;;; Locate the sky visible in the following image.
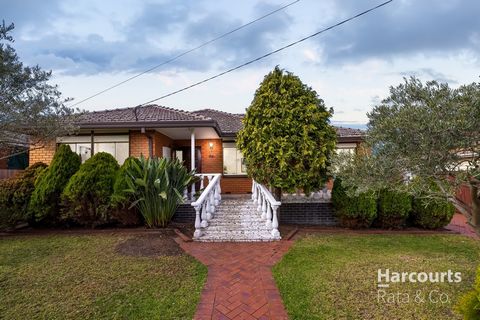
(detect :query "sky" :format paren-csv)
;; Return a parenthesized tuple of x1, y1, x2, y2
(2, 0, 480, 127)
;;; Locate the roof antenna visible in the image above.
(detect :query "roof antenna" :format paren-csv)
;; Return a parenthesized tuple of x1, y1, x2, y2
(133, 105, 141, 122)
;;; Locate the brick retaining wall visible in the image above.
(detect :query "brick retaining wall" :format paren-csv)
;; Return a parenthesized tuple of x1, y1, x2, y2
(279, 202, 337, 226)
(173, 202, 338, 226)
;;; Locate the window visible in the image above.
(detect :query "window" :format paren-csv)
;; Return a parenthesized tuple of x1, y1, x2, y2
(336, 143, 357, 155)
(223, 142, 246, 175)
(58, 135, 129, 164)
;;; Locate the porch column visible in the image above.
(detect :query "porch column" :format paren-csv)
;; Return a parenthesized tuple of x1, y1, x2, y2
(90, 130, 95, 157)
(190, 128, 196, 198)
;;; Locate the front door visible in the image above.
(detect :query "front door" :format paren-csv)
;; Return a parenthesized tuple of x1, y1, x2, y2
(174, 147, 202, 173)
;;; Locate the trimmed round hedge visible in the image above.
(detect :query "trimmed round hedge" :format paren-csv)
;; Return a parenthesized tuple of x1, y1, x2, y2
(331, 178, 377, 228)
(62, 152, 119, 226)
(411, 196, 455, 229)
(376, 189, 412, 228)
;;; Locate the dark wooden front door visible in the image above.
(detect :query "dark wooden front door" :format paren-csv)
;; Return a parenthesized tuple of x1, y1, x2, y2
(175, 147, 202, 173)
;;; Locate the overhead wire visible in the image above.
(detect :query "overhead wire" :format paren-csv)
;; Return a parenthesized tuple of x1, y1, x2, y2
(68, 0, 300, 108)
(136, 0, 394, 106)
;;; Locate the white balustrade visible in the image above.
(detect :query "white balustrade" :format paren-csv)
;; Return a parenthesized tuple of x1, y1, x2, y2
(192, 173, 222, 239)
(252, 180, 281, 239)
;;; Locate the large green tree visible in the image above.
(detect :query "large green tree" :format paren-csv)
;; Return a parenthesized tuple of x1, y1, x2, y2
(335, 77, 480, 229)
(237, 66, 337, 199)
(0, 22, 77, 156)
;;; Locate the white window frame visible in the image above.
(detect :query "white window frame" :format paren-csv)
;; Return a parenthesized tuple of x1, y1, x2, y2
(57, 135, 129, 164)
(222, 142, 247, 176)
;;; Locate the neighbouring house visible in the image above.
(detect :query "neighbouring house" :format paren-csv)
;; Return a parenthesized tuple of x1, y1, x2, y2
(28, 104, 365, 194)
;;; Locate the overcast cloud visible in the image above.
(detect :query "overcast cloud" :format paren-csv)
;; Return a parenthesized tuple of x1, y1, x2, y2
(2, 0, 480, 123)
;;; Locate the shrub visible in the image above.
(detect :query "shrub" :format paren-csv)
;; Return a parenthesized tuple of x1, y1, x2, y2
(0, 162, 47, 228)
(456, 267, 480, 320)
(411, 196, 455, 229)
(376, 189, 412, 228)
(331, 178, 348, 210)
(110, 157, 142, 226)
(61, 152, 119, 226)
(332, 178, 377, 228)
(13, 162, 48, 224)
(125, 156, 196, 227)
(0, 178, 20, 228)
(29, 145, 81, 224)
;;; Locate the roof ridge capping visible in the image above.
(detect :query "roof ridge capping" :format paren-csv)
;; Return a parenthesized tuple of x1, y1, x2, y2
(143, 104, 213, 121)
(194, 108, 244, 118)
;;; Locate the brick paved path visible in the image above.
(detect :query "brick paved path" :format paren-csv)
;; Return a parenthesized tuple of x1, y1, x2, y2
(446, 213, 479, 239)
(179, 240, 293, 320)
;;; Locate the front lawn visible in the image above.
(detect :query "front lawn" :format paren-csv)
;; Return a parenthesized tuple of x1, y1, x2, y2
(0, 233, 207, 319)
(273, 234, 480, 320)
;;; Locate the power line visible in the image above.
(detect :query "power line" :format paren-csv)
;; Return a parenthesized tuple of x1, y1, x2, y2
(68, 0, 300, 108)
(137, 0, 394, 107)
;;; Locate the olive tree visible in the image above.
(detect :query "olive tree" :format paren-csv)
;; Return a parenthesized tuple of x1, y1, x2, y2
(335, 77, 480, 230)
(237, 66, 337, 199)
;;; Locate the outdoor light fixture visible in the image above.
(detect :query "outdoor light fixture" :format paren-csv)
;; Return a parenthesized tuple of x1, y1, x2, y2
(209, 141, 214, 158)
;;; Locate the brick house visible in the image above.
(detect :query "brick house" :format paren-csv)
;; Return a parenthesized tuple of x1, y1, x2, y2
(29, 104, 364, 194)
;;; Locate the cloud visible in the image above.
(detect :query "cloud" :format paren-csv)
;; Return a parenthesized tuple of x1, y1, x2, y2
(318, 0, 480, 64)
(6, 0, 293, 75)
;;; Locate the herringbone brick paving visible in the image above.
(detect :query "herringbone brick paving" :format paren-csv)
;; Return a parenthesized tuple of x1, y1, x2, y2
(179, 240, 293, 320)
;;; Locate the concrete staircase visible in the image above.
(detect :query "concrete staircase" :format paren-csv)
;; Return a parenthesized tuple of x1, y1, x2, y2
(194, 196, 281, 242)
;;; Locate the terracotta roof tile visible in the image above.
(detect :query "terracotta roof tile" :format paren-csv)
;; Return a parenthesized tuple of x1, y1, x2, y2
(192, 109, 244, 135)
(78, 105, 209, 124)
(78, 105, 364, 139)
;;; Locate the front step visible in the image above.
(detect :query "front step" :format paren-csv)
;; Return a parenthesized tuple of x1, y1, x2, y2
(194, 198, 281, 242)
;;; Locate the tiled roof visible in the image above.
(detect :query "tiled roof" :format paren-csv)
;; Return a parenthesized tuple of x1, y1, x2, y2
(192, 109, 244, 135)
(78, 105, 209, 124)
(335, 126, 365, 138)
(193, 109, 365, 138)
(78, 105, 364, 139)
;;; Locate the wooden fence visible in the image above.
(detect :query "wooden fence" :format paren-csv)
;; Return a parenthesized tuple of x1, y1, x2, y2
(0, 169, 24, 180)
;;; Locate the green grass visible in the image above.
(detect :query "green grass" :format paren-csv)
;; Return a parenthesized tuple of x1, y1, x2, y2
(273, 234, 480, 320)
(0, 234, 207, 319)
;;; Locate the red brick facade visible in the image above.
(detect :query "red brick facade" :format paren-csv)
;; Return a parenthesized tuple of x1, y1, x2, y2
(28, 132, 257, 194)
(221, 176, 252, 194)
(29, 140, 57, 166)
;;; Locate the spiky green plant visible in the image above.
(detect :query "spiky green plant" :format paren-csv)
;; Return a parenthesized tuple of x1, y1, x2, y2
(124, 156, 196, 227)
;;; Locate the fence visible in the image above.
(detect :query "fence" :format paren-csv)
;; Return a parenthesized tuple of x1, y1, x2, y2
(0, 169, 23, 179)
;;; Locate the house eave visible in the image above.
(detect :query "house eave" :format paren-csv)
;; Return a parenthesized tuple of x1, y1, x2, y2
(78, 120, 224, 137)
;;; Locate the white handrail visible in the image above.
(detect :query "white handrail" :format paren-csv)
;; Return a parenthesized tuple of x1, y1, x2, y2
(252, 180, 281, 239)
(192, 173, 222, 239)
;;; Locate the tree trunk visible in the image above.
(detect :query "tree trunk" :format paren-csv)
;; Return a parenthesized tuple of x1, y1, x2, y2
(273, 187, 282, 201)
(470, 182, 479, 229)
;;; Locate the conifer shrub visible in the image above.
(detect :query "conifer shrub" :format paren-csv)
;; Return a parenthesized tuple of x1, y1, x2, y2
(376, 189, 412, 228)
(110, 157, 142, 225)
(29, 145, 81, 224)
(62, 152, 119, 226)
(411, 196, 455, 229)
(331, 177, 377, 228)
(0, 162, 47, 228)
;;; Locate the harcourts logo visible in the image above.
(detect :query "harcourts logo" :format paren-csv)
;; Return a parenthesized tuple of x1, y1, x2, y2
(376, 269, 462, 304)
(377, 269, 462, 288)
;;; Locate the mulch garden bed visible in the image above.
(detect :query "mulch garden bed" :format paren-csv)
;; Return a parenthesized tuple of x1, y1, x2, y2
(115, 231, 184, 257)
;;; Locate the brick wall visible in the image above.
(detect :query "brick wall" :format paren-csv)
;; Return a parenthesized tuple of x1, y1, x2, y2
(154, 131, 174, 157)
(172, 204, 196, 223)
(29, 140, 57, 166)
(174, 139, 223, 173)
(279, 202, 337, 226)
(129, 131, 150, 158)
(221, 176, 252, 194)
